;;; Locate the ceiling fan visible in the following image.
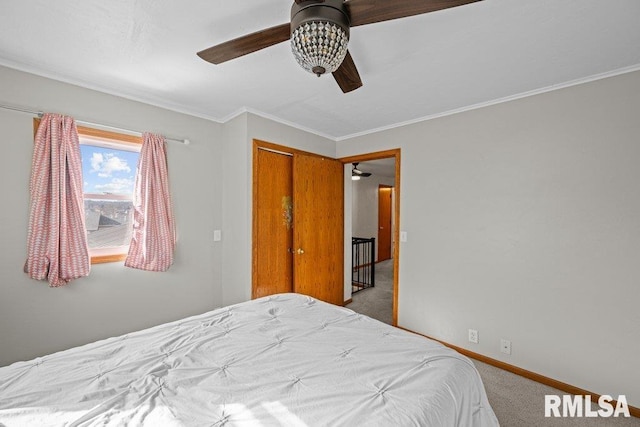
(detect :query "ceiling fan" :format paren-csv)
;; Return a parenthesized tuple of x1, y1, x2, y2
(352, 162, 371, 180)
(197, 0, 482, 93)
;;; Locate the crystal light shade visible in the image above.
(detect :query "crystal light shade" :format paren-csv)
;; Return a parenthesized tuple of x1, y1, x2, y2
(291, 21, 349, 76)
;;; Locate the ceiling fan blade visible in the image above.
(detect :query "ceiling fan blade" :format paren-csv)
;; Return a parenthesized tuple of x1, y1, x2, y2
(346, 0, 482, 27)
(197, 23, 291, 65)
(332, 51, 363, 93)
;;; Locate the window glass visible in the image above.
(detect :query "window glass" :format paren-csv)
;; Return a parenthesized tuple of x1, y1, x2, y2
(80, 136, 141, 262)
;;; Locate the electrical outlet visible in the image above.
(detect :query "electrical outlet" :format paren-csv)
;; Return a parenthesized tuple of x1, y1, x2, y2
(468, 329, 478, 344)
(501, 339, 511, 355)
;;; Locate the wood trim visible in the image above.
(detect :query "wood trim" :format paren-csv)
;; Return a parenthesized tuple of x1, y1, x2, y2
(393, 151, 401, 326)
(343, 298, 353, 306)
(91, 254, 127, 264)
(77, 125, 142, 146)
(340, 149, 401, 164)
(339, 148, 401, 326)
(254, 139, 320, 158)
(398, 327, 640, 419)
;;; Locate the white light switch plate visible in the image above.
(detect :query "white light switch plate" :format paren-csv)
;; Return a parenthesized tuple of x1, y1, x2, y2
(400, 231, 407, 242)
(213, 230, 222, 242)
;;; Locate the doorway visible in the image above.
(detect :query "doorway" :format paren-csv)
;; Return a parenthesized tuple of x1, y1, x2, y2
(340, 149, 400, 325)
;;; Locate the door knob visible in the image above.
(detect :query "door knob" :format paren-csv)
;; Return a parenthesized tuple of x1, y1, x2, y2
(296, 248, 305, 255)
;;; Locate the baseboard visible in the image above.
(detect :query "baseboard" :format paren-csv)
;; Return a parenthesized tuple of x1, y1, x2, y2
(343, 298, 353, 306)
(398, 327, 639, 419)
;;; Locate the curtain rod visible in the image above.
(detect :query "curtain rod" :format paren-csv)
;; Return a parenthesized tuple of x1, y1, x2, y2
(0, 102, 190, 145)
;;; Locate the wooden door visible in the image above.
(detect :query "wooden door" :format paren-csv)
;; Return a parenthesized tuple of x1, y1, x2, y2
(253, 149, 293, 298)
(292, 153, 344, 306)
(378, 185, 393, 261)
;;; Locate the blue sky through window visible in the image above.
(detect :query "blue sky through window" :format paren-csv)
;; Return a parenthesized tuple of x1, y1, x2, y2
(80, 145, 139, 195)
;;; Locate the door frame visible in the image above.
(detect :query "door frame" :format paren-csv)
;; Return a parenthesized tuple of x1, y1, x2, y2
(339, 149, 401, 326)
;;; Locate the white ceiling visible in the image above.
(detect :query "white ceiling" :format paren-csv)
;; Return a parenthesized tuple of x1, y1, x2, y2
(354, 158, 396, 179)
(1, 0, 639, 141)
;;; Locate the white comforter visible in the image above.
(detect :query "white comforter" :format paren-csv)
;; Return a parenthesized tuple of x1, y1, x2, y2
(0, 293, 498, 426)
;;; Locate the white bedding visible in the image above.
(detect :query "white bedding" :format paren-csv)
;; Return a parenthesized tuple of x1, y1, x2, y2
(0, 293, 498, 426)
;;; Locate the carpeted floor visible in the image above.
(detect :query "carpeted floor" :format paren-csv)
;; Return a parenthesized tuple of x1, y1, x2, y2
(474, 360, 639, 426)
(346, 260, 639, 426)
(347, 259, 394, 325)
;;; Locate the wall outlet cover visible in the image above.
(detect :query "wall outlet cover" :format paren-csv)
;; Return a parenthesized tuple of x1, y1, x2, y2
(500, 339, 512, 355)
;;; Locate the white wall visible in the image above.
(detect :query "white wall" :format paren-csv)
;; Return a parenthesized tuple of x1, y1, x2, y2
(3, 62, 638, 408)
(0, 77, 340, 366)
(337, 70, 640, 407)
(220, 113, 251, 306)
(0, 65, 224, 366)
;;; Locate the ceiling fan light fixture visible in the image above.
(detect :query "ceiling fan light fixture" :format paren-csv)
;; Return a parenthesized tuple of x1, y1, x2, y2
(198, 0, 483, 93)
(290, 0, 350, 76)
(352, 162, 372, 178)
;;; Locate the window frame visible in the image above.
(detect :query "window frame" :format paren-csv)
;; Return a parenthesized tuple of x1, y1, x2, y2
(33, 119, 142, 264)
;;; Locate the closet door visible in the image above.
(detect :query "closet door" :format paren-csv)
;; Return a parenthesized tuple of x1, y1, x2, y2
(253, 149, 293, 298)
(292, 153, 344, 306)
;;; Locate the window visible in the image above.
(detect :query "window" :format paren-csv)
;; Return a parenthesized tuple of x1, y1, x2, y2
(78, 127, 141, 264)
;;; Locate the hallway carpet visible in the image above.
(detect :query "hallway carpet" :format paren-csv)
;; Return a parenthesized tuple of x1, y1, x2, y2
(346, 259, 394, 325)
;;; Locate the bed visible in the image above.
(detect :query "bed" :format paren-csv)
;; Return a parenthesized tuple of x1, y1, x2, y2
(0, 293, 499, 426)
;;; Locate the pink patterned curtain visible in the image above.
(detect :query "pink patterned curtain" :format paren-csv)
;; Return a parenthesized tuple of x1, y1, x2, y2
(24, 113, 90, 287)
(125, 132, 176, 271)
